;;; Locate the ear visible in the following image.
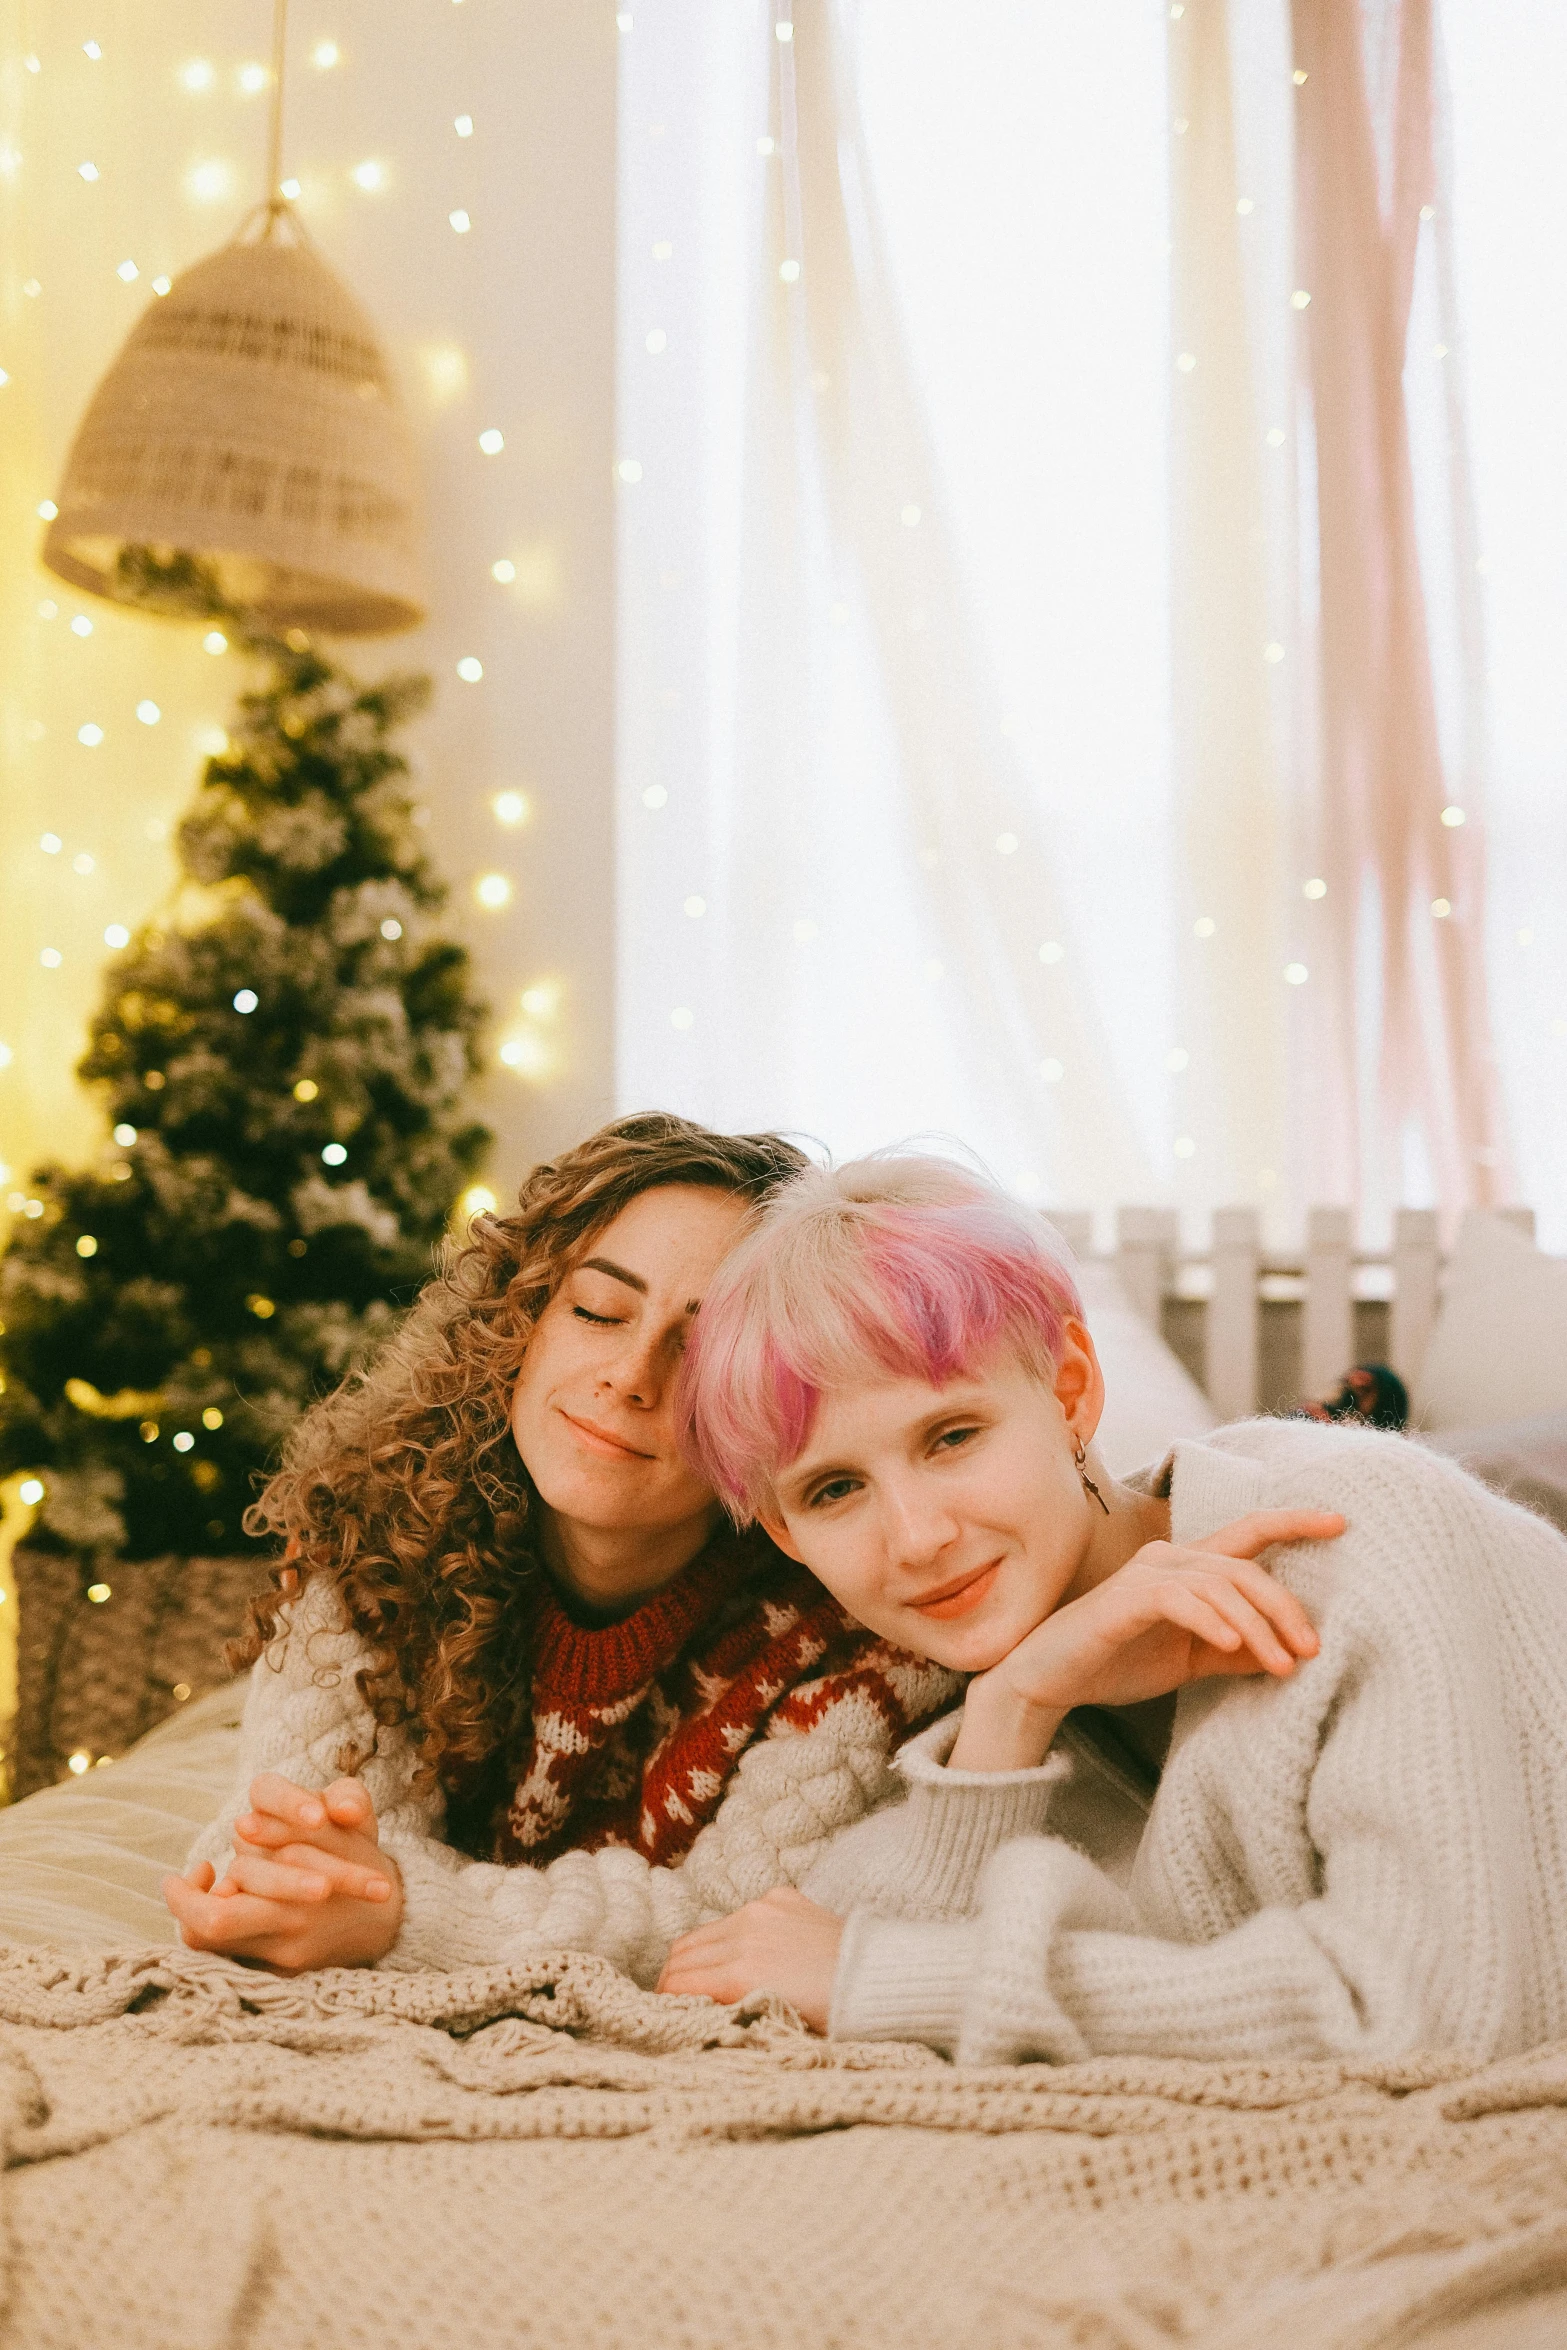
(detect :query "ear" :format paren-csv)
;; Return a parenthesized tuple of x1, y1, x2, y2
(759, 1511, 809, 1566)
(1052, 1317, 1106, 1447)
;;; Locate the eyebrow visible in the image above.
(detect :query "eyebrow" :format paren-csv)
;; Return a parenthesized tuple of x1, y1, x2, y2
(577, 1256, 648, 1295)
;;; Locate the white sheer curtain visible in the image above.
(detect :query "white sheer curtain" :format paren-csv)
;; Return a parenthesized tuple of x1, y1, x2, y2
(616, 0, 1567, 1247)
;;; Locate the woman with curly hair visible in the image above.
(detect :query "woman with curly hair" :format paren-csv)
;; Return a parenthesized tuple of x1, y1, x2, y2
(164, 1114, 956, 1977)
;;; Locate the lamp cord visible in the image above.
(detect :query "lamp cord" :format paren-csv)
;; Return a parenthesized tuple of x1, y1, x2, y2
(266, 0, 290, 206)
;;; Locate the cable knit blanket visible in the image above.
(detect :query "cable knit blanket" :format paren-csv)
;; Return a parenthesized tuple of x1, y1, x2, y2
(4, 1942, 1567, 2350)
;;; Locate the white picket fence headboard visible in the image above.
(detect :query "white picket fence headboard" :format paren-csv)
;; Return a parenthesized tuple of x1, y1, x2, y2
(1048, 1206, 1539, 1417)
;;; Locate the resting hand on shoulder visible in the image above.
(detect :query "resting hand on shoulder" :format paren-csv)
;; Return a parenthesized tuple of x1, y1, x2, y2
(953, 1507, 1341, 1771)
(658, 1888, 843, 2034)
(162, 1771, 403, 1973)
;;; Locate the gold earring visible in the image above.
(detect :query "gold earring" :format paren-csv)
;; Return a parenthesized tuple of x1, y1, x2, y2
(1073, 1433, 1109, 1515)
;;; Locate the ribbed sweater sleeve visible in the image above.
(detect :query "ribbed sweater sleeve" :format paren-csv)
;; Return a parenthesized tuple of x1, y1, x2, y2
(184, 1580, 925, 1988)
(832, 1427, 1567, 2067)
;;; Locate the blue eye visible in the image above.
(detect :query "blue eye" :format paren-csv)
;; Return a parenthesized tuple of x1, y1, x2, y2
(934, 1423, 981, 1452)
(809, 1477, 859, 1509)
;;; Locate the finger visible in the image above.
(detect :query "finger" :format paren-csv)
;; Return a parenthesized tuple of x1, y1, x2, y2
(663, 1919, 741, 1966)
(183, 1859, 217, 1892)
(1200, 1510, 1346, 1563)
(267, 1843, 394, 1902)
(658, 1955, 741, 2002)
(759, 1887, 819, 1915)
(223, 1850, 334, 1904)
(246, 1773, 329, 1832)
(1187, 1557, 1320, 1654)
(162, 1875, 289, 1948)
(320, 1778, 376, 1835)
(1183, 1577, 1298, 1674)
(1151, 1585, 1250, 1658)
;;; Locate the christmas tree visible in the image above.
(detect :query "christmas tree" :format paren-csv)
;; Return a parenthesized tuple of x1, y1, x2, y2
(0, 589, 491, 1564)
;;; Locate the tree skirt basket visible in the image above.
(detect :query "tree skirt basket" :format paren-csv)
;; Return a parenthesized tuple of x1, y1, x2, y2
(6, 1548, 262, 1802)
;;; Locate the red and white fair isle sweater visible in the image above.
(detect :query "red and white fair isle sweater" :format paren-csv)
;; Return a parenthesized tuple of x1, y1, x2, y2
(189, 1527, 958, 1985)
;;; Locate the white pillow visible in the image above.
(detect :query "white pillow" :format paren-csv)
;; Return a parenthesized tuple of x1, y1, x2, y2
(1414, 1212, 1567, 1432)
(1075, 1258, 1218, 1476)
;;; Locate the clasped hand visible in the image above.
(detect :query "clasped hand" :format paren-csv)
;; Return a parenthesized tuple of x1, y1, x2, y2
(659, 1507, 1342, 2024)
(162, 1773, 403, 1973)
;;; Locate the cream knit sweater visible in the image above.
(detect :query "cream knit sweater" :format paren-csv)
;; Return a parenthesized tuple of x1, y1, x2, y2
(188, 1577, 1011, 1988)
(828, 1418, 1567, 2066)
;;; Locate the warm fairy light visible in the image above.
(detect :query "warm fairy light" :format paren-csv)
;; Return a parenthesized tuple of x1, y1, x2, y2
(73, 852, 94, 873)
(203, 630, 228, 654)
(419, 345, 470, 405)
(232, 989, 258, 1013)
(1038, 940, 1064, 964)
(775, 20, 795, 39)
(520, 981, 559, 1021)
(76, 1236, 99, 1257)
(642, 785, 668, 809)
(311, 40, 340, 69)
(181, 58, 215, 91)
(901, 504, 922, 527)
(79, 161, 101, 182)
(1176, 352, 1196, 373)
(455, 114, 474, 137)
(187, 160, 235, 203)
(617, 459, 644, 482)
(478, 428, 505, 454)
(237, 62, 270, 94)
(351, 160, 387, 192)
(1040, 1058, 1064, 1082)
(293, 1079, 319, 1101)
(1303, 877, 1327, 899)
(460, 1184, 498, 1218)
(1174, 1136, 1196, 1159)
(172, 1430, 195, 1451)
(492, 790, 530, 825)
(379, 917, 403, 940)
(137, 701, 161, 725)
(1194, 916, 1217, 938)
(1291, 289, 1311, 309)
(475, 873, 513, 909)
(684, 895, 706, 917)
(40, 949, 62, 968)
(779, 259, 801, 283)
(84, 40, 103, 59)
(1441, 805, 1467, 827)
(670, 1007, 694, 1030)
(456, 656, 484, 682)
(499, 1035, 550, 1075)
(449, 210, 471, 234)
(71, 614, 92, 635)
(278, 182, 300, 203)
(652, 241, 673, 260)
(202, 1407, 224, 1429)
(1266, 427, 1286, 447)
(41, 834, 61, 853)
(113, 1124, 137, 1145)
(1285, 962, 1309, 984)
(1432, 898, 1452, 919)
(1166, 1048, 1189, 1072)
(1236, 196, 1254, 215)
(646, 329, 667, 354)
(321, 1142, 347, 1165)
(38, 500, 58, 521)
(104, 925, 130, 949)
(117, 259, 139, 282)
(78, 723, 104, 746)
(152, 275, 172, 295)
(87, 1582, 111, 1602)
(1293, 67, 1309, 84)
(18, 1478, 44, 1506)
(69, 1752, 91, 1775)
(996, 832, 1019, 855)
(491, 559, 516, 583)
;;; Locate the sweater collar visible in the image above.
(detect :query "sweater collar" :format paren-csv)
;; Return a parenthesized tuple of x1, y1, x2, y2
(529, 1525, 765, 1707)
(1161, 1436, 1271, 1548)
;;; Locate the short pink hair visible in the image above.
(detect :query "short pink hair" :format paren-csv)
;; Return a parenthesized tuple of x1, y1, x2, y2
(679, 1155, 1084, 1524)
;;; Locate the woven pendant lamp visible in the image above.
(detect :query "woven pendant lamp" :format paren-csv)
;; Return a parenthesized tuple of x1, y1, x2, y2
(41, 3, 423, 637)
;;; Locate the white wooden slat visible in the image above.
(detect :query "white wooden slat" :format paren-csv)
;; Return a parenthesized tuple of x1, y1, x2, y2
(1116, 1206, 1177, 1329)
(1390, 1208, 1440, 1382)
(1208, 1206, 1261, 1421)
(1302, 1205, 1355, 1400)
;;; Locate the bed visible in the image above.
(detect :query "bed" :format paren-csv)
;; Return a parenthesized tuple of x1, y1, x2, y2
(4, 1225, 1566, 2349)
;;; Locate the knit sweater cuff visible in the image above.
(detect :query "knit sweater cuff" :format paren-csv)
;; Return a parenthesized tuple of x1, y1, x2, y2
(883, 1711, 1068, 1913)
(829, 1912, 978, 2052)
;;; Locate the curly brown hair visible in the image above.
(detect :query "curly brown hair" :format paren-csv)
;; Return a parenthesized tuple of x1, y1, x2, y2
(235, 1112, 810, 1848)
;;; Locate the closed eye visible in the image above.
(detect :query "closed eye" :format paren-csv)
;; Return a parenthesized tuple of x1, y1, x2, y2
(572, 1305, 624, 1327)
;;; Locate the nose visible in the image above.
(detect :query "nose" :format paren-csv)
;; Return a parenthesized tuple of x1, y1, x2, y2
(879, 1474, 961, 1578)
(594, 1326, 667, 1411)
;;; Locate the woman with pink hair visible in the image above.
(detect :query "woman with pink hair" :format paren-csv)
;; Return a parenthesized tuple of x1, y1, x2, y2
(662, 1155, 1567, 2067)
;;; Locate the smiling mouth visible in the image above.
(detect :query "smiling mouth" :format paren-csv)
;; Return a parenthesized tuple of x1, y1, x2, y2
(910, 1562, 1002, 1621)
(559, 1410, 655, 1463)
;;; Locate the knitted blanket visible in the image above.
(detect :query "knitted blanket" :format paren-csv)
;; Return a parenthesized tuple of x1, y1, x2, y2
(3, 1941, 1566, 2350)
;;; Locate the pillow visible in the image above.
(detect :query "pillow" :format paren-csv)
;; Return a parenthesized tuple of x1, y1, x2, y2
(1419, 1411, 1567, 1540)
(0, 1678, 243, 1949)
(1075, 1258, 1218, 1476)
(1414, 1213, 1567, 1432)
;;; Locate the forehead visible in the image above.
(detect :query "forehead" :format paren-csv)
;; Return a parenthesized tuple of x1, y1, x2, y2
(574, 1183, 751, 1288)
